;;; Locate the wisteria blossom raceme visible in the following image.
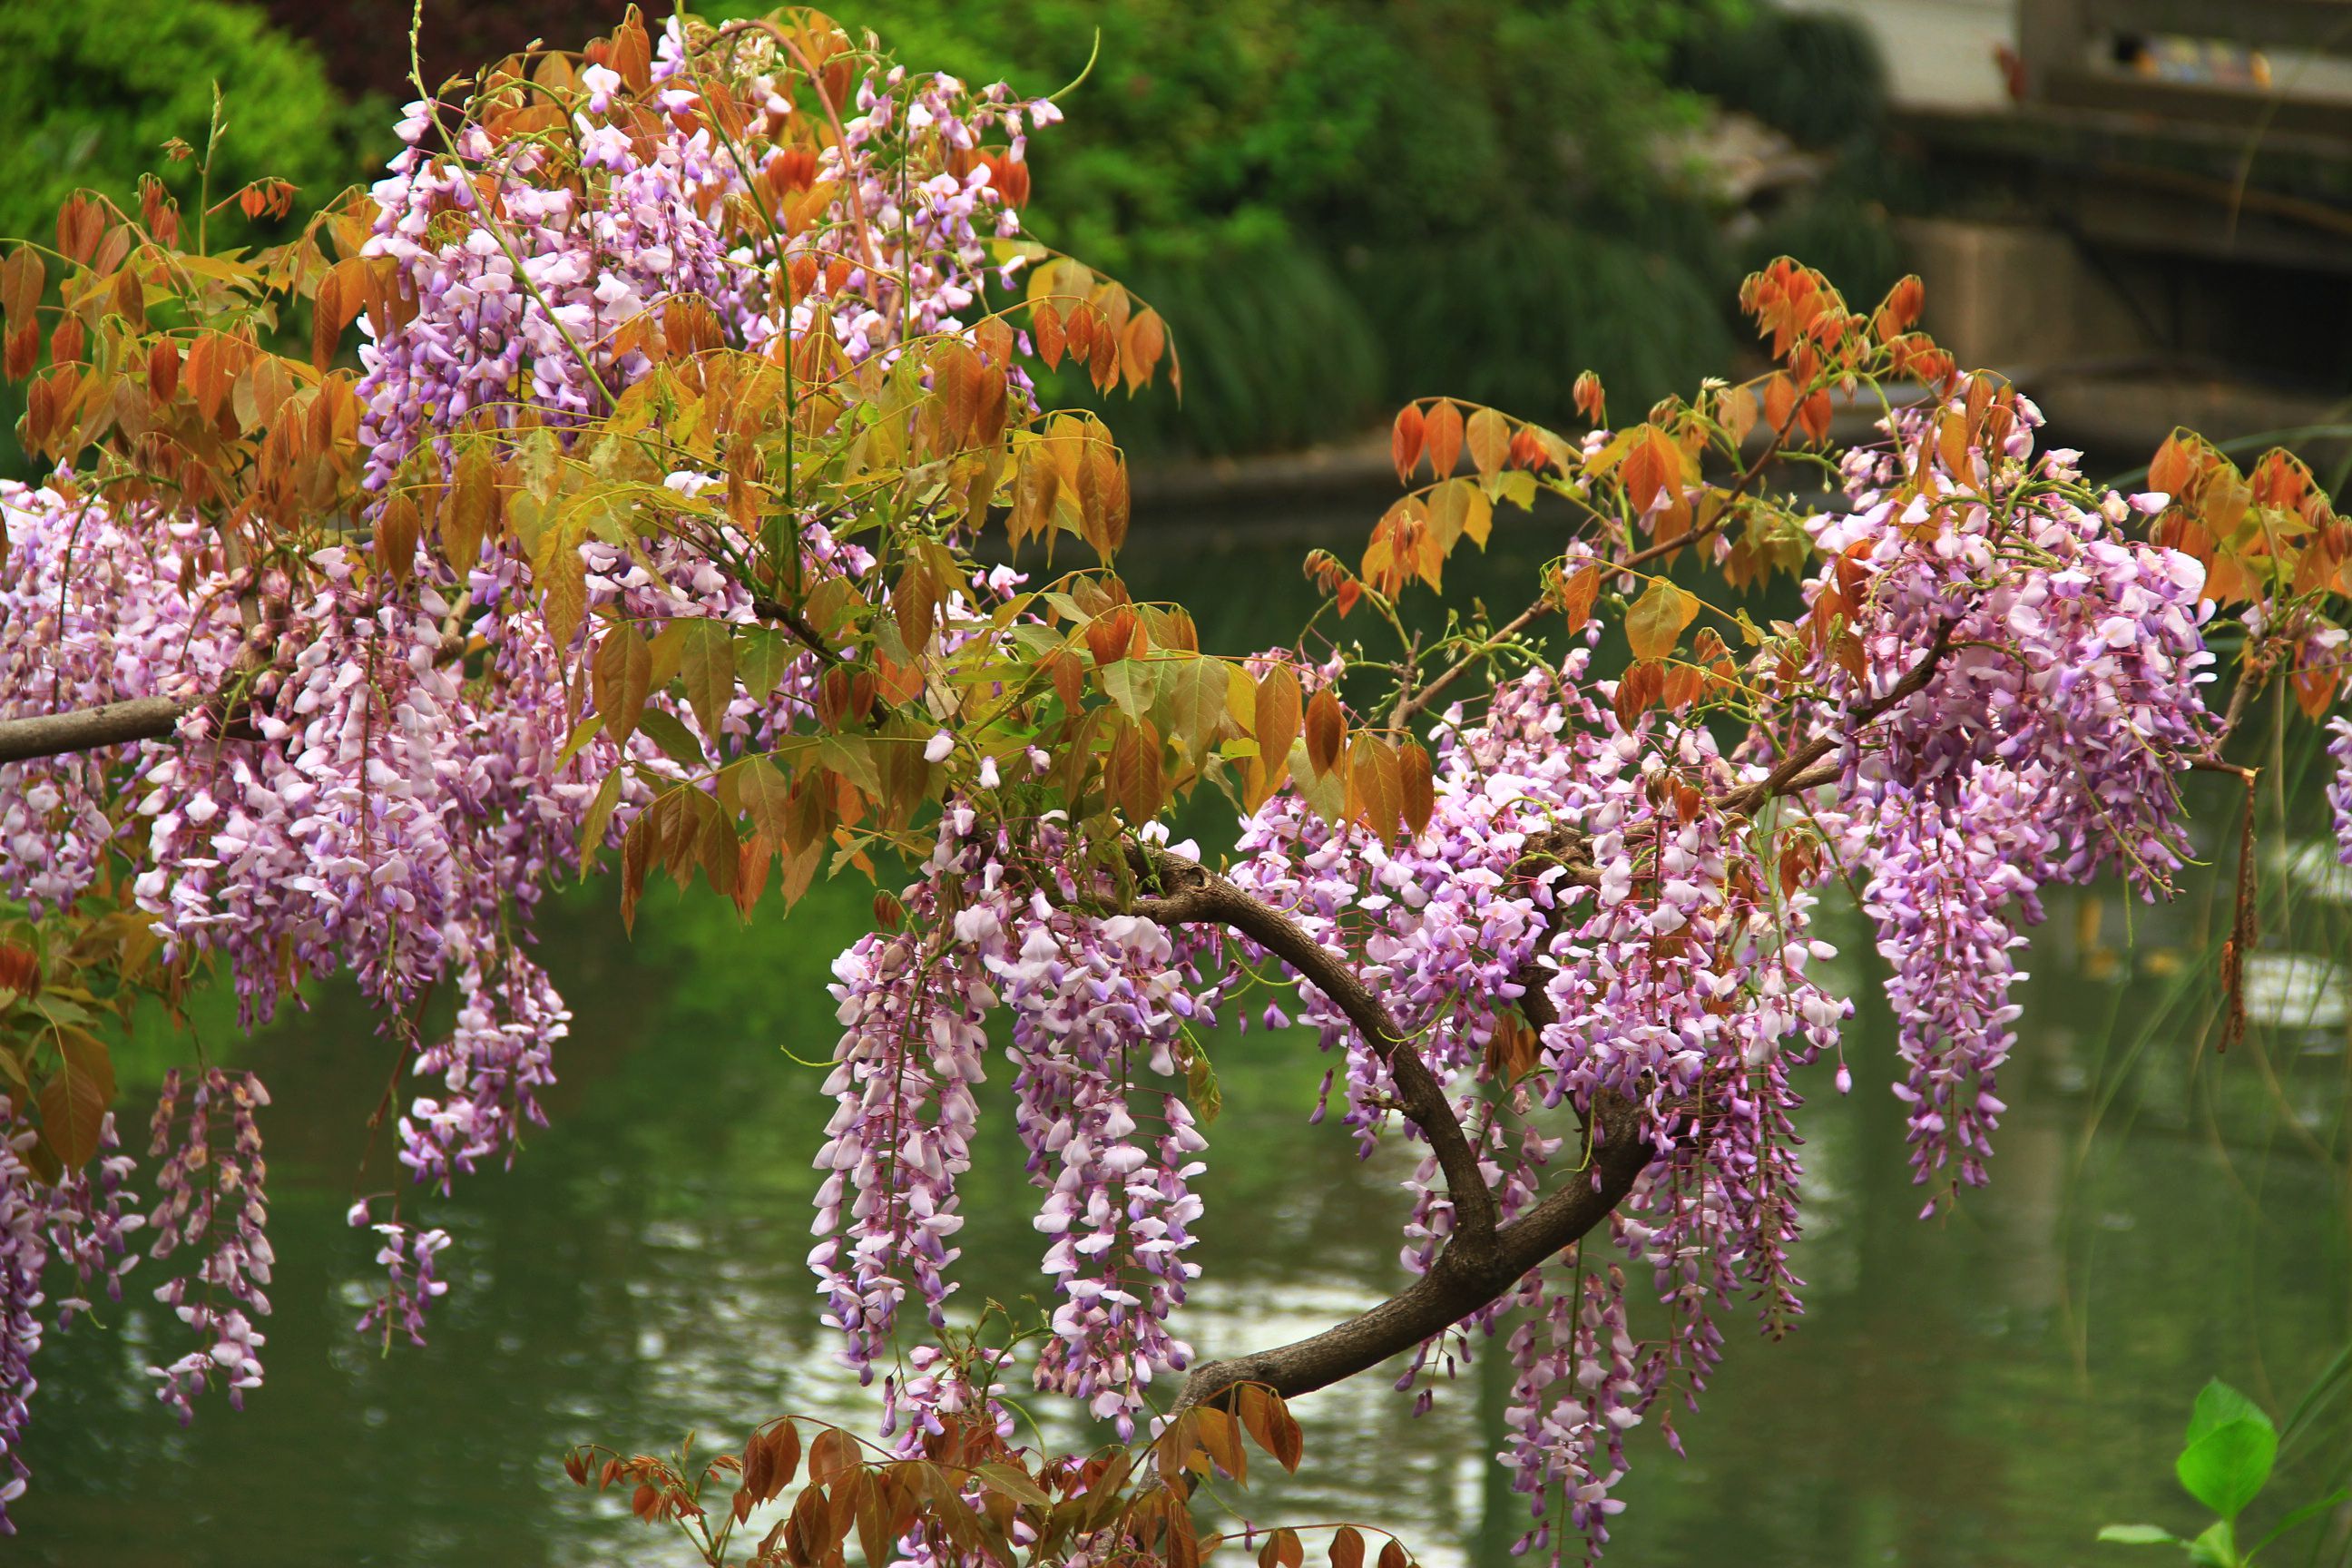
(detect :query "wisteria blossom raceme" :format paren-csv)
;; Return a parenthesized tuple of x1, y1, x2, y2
(813, 809, 1218, 1439)
(142, 1069, 273, 1425)
(1798, 402, 2218, 1199)
(1810, 407, 2215, 887)
(0, 1106, 46, 1534)
(354, 23, 1053, 498)
(1209, 662, 1841, 1541)
(0, 18, 1073, 1525)
(353, 1215, 453, 1349)
(0, 481, 246, 920)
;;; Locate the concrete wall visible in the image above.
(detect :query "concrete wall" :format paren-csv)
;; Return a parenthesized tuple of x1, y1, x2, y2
(1895, 215, 2152, 372)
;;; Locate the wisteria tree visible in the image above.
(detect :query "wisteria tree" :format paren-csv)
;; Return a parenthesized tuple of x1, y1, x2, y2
(3, 5, 2349, 1563)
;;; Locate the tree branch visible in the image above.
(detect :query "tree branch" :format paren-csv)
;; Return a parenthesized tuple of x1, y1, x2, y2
(0, 628, 470, 769)
(1124, 846, 1498, 1251)
(1713, 620, 1955, 818)
(1171, 1094, 1649, 1409)
(0, 697, 191, 766)
(1160, 825, 1659, 1412)
(750, 597, 843, 665)
(1393, 403, 1801, 730)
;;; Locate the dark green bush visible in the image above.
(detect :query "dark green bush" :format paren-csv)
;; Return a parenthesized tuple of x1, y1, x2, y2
(1672, 7, 1886, 150)
(0, 0, 383, 247)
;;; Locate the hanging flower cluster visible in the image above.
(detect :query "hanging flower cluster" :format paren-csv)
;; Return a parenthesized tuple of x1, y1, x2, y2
(142, 1069, 272, 1425)
(814, 809, 1219, 1439)
(2329, 718, 2352, 866)
(356, 17, 1048, 496)
(0, 481, 245, 920)
(0, 15, 1064, 1524)
(1801, 402, 2217, 1198)
(0, 1102, 143, 1534)
(1198, 660, 1840, 1546)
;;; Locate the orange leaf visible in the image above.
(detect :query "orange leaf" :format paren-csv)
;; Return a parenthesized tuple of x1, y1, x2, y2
(1305, 686, 1345, 777)
(2149, 435, 2193, 498)
(1556, 561, 1601, 632)
(612, 7, 654, 91)
(1465, 407, 1510, 478)
(1573, 369, 1606, 425)
(1351, 734, 1402, 843)
(1034, 303, 1065, 369)
(1398, 741, 1434, 837)
(1085, 605, 1137, 666)
(1798, 390, 1832, 445)
(1390, 405, 1426, 483)
(1254, 665, 1301, 774)
(1613, 660, 1663, 728)
(1423, 399, 1463, 479)
(1624, 579, 1697, 662)
(2291, 665, 2337, 720)
(1120, 308, 1166, 392)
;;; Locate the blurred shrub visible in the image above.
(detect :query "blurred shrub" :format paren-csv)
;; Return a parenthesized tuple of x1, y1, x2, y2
(1095, 234, 1387, 456)
(1354, 222, 1735, 425)
(0, 0, 387, 479)
(0, 0, 382, 247)
(1734, 190, 1905, 318)
(1673, 7, 1886, 150)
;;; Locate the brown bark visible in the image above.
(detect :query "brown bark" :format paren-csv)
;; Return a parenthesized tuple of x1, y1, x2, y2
(0, 697, 190, 765)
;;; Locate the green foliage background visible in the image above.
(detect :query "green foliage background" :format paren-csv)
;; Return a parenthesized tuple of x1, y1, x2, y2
(0, 0, 1906, 465)
(0, 0, 383, 244)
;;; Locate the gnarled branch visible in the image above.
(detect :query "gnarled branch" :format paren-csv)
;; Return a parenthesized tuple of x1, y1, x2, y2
(0, 627, 470, 769)
(1172, 1092, 1649, 1409)
(1126, 845, 1499, 1250)
(1714, 620, 1955, 817)
(1155, 623, 1954, 1414)
(1156, 825, 1654, 1412)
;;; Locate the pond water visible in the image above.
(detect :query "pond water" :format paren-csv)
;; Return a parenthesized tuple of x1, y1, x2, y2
(13, 524, 2352, 1566)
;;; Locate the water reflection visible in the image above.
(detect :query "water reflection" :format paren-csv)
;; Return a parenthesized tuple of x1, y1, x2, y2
(13, 523, 2351, 1566)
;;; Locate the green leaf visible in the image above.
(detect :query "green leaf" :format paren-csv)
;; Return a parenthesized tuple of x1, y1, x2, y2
(2188, 1383, 2271, 1446)
(636, 708, 707, 767)
(1489, 468, 1538, 512)
(2096, 1525, 2180, 1546)
(2185, 1521, 2238, 1568)
(736, 625, 795, 699)
(974, 1463, 1052, 1508)
(2177, 1418, 2275, 1523)
(1101, 659, 1155, 720)
(1186, 1043, 1221, 1127)
(1624, 577, 1698, 662)
(1163, 656, 1227, 759)
(576, 769, 623, 864)
(2248, 1488, 2350, 1557)
(737, 758, 794, 844)
(818, 735, 881, 799)
(592, 622, 652, 750)
(680, 620, 737, 742)
(554, 713, 606, 769)
(529, 514, 589, 648)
